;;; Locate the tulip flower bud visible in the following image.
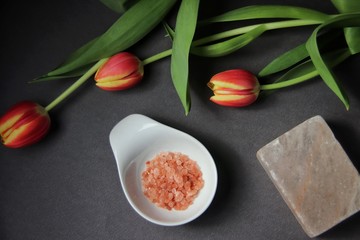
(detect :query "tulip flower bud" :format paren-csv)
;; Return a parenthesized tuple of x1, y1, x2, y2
(207, 69, 260, 107)
(0, 101, 50, 148)
(94, 52, 144, 91)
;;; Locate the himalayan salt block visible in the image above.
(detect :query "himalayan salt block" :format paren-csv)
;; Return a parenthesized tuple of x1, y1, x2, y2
(256, 115, 360, 237)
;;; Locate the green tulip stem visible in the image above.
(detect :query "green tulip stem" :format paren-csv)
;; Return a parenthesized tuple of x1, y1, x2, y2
(259, 72, 318, 90)
(193, 19, 325, 46)
(45, 58, 108, 112)
(142, 49, 172, 65)
(142, 19, 325, 65)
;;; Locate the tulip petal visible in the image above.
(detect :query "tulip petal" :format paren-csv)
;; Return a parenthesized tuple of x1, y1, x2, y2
(207, 69, 260, 107)
(95, 52, 143, 82)
(209, 69, 259, 91)
(95, 75, 142, 91)
(0, 101, 38, 136)
(0, 101, 50, 148)
(0, 113, 23, 137)
(210, 94, 258, 107)
(94, 52, 144, 91)
(213, 88, 256, 95)
(4, 115, 50, 148)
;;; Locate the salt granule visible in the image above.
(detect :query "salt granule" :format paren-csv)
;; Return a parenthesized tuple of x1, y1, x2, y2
(141, 152, 204, 211)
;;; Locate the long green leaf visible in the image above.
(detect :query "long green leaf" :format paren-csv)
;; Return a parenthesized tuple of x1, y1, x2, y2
(331, 0, 360, 54)
(259, 30, 343, 77)
(170, 0, 200, 115)
(31, 63, 95, 82)
(261, 49, 351, 98)
(260, 48, 351, 97)
(38, 0, 176, 81)
(331, 0, 360, 13)
(202, 5, 329, 24)
(306, 13, 360, 110)
(191, 25, 266, 57)
(259, 43, 308, 77)
(277, 49, 350, 84)
(344, 27, 360, 54)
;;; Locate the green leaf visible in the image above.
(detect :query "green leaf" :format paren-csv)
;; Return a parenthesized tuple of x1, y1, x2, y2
(276, 48, 350, 84)
(259, 43, 308, 77)
(31, 63, 94, 82)
(331, 0, 360, 13)
(201, 5, 329, 24)
(344, 27, 360, 54)
(260, 48, 351, 98)
(162, 22, 175, 41)
(331, 0, 360, 54)
(259, 30, 344, 77)
(191, 25, 266, 57)
(306, 13, 360, 110)
(170, 0, 200, 115)
(99, 0, 139, 13)
(38, 0, 177, 81)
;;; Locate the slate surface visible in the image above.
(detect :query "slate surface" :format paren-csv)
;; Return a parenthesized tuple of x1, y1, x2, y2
(1, 0, 360, 240)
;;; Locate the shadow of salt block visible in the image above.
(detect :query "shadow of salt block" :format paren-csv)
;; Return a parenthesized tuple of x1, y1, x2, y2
(256, 115, 360, 238)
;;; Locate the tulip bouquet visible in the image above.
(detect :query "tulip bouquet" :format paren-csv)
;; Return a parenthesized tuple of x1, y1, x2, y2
(1, 0, 359, 148)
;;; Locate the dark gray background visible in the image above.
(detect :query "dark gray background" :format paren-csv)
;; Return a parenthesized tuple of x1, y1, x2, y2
(1, 0, 359, 239)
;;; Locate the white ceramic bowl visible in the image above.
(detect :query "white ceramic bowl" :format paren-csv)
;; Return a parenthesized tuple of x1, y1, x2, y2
(109, 114, 218, 226)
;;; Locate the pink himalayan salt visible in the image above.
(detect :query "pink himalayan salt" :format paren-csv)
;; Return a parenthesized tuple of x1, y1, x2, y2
(141, 152, 204, 211)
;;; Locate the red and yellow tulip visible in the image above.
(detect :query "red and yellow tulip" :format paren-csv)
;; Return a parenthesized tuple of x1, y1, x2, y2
(94, 52, 144, 91)
(0, 101, 50, 148)
(207, 69, 260, 107)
